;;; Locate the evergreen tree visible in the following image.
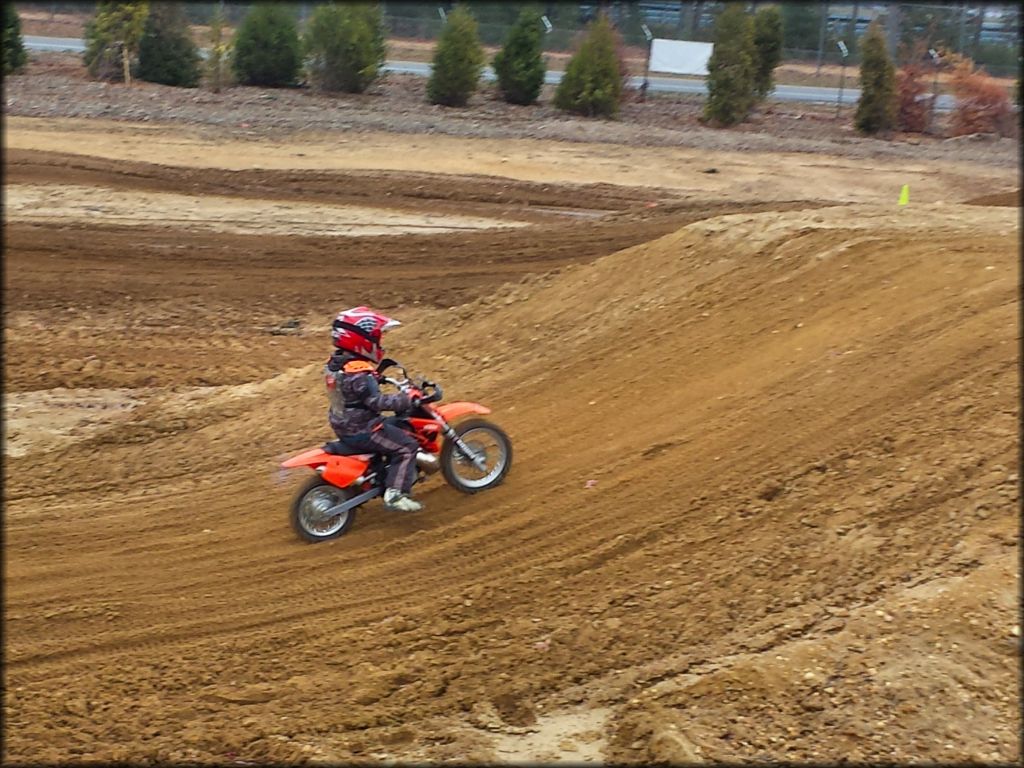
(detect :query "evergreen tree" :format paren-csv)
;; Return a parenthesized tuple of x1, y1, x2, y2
(427, 5, 486, 107)
(137, 1, 201, 87)
(553, 12, 623, 117)
(854, 20, 896, 134)
(232, 2, 301, 87)
(4, 4, 28, 75)
(492, 8, 546, 105)
(304, 2, 387, 93)
(703, 3, 756, 126)
(84, 1, 149, 83)
(205, 3, 231, 93)
(752, 5, 783, 99)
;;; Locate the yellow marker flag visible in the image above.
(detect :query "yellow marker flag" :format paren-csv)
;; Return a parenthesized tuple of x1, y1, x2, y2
(898, 184, 909, 205)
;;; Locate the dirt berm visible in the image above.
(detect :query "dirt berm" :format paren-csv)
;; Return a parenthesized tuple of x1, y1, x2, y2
(3, 197, 1019, 762)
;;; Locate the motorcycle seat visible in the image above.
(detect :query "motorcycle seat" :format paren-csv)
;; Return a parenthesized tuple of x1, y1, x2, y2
(322, 440, 373, 460)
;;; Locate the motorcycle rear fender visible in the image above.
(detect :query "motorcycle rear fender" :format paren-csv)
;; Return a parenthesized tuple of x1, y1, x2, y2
(321, 455, 370, 487)
(281, 448, 331, 469)
(434, 401, 491, 422)
(281, 448, 370, 488)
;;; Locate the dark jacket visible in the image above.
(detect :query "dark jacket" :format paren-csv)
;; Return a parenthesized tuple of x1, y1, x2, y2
(325, 353, 413, 436)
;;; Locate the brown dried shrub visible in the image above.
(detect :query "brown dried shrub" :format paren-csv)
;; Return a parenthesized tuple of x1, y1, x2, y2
(948, 58, 1016, 137)
(896, 59, 931, 133)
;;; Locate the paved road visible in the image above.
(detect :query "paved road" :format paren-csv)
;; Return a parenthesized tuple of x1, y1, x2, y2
(24, 35, 955, 110)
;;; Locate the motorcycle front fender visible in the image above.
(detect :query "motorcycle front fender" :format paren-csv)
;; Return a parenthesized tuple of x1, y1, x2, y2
(433, 401, 492, 423)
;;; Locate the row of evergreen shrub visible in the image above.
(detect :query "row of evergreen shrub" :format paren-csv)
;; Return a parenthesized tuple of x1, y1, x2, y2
(5, 1, 794, 121)
(72, 1, 595, 111)
(13, 3, 1009, 135)
(65, 2, 788, 120)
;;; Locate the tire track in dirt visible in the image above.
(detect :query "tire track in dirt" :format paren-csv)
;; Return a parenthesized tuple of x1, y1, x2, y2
(3, 148, 668, 217)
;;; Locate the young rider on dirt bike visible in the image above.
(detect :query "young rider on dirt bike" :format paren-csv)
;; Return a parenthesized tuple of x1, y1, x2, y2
(325, 306, 423, 513)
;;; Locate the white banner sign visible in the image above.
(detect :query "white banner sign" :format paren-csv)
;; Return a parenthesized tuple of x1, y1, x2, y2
(649, 39, 714, 76)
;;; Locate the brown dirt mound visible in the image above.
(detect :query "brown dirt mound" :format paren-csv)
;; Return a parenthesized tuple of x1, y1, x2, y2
(3, 148, 819, 393)
(4, 180, 1018, 765)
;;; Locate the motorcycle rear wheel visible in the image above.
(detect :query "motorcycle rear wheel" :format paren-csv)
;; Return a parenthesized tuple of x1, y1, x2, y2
(290, 476, 358, 542)
(441, 419, 512, 494)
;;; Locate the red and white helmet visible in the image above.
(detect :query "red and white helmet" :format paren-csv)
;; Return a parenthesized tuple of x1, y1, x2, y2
(330, 306, 400, 364)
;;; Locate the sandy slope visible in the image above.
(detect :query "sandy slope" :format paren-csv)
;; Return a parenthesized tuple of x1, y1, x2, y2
(2, 124, 1020, 763)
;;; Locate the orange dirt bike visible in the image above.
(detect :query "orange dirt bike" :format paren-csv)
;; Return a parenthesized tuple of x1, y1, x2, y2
(281, 360, 512, 542)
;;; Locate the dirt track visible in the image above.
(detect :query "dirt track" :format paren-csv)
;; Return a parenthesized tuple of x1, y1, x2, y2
(3, 118, 1021, 764)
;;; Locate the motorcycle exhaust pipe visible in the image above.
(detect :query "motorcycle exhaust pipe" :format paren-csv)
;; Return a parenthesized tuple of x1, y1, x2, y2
(416, 451, 440, 474)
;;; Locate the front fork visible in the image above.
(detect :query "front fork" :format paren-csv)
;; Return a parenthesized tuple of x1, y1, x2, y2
(433, 413, 488, 472)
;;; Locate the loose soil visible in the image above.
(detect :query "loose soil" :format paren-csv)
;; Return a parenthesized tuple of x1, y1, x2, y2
(2, 49, 1020, 766)
(5, 182, 528, 237)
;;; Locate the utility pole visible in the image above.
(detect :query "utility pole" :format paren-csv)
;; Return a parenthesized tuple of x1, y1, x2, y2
(690, 1, 702, 40)
(885, 3, 901, 60)
(958, 1, 967, 53)
(640, 23, 653, 102)
(848, 0, 859, 53)
(970, 4, 983, 57)
(816, 1, 829, 76)
(836, 39, 849, 118)
(928, 48, 941, 135)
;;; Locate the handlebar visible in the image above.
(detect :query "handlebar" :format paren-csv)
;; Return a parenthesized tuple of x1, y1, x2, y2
(382, 376, 443, 405)
(421, 381, 443, 404)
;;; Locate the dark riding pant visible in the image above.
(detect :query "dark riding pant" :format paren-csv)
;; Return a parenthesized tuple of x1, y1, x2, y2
(331, 419, 419, 493)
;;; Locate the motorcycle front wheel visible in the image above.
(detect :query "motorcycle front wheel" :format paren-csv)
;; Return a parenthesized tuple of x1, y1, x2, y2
(290, 476, 358, 542)
(441, 419, 512, 494)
